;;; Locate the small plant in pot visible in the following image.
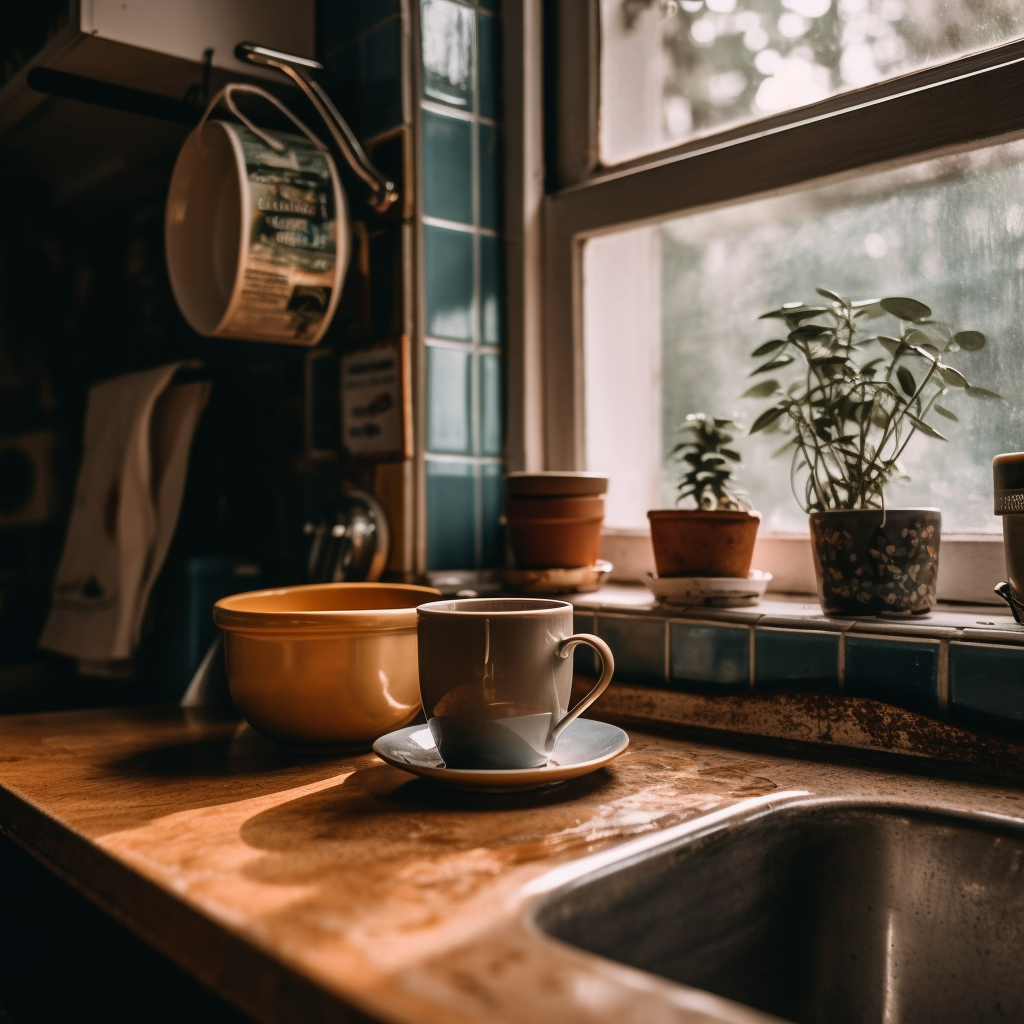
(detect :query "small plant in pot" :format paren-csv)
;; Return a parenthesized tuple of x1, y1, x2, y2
(648, 413, 761, 578)
(746, 288, 1003, 616)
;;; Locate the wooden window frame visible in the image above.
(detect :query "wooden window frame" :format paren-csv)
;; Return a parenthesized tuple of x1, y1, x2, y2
(499, 1, 1024, 601)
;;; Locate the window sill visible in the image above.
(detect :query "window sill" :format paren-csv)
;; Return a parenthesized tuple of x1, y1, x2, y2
(600, 528, 1007, 606)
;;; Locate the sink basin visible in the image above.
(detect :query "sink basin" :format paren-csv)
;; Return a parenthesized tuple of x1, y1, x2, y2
(535, 801, 1024, 1024)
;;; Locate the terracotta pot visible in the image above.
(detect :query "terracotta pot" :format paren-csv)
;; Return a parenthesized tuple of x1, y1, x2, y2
(505, 496, 604, 569)
(809, 508, 940, 616)
(506, 472, 608, 498)
(647, 509, 761, 578)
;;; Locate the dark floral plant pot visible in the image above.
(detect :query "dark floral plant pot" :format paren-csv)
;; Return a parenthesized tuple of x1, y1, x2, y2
(809, 509, 941, 617)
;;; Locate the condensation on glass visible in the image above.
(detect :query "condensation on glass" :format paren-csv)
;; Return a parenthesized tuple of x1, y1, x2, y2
(600, 0, 1024, 165)
(583, 136, 1024, 533)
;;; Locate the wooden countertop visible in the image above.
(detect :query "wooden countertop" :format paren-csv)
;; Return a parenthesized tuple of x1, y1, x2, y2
(1, 706, 1022, 1024)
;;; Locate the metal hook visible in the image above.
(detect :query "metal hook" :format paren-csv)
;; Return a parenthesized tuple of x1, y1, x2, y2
(994, 582, 1024, 624)
(235, 42, 398, 215)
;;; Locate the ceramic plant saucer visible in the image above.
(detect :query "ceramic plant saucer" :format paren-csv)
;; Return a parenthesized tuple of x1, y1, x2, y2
(645, 569, 773, 607)
(503, 560, 613, 595)
(373, 718, 629, 792)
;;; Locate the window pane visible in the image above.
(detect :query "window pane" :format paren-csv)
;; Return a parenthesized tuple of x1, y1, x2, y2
(600, 0, 1024, 164)
(584, 135, 1024, 533)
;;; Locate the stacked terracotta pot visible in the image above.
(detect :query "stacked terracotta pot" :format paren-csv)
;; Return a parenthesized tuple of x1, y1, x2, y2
(505, 473, 608, 569)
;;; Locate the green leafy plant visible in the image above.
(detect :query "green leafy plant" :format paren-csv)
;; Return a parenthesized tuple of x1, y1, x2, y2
(672, 413, 750, 511)
(745, 288, 1004, 513)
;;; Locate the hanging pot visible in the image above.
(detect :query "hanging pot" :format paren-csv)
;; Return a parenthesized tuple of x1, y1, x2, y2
(809, 508, 941, 616)
(166, 83, 349, 346)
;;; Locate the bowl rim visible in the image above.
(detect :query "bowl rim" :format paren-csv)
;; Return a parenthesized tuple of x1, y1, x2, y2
(213, 582, 441, 633)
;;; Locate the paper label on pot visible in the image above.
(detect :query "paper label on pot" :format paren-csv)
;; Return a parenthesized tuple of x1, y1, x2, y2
(221, 125, 340, 344)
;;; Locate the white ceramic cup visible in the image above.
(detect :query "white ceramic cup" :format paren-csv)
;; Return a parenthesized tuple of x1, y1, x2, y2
(166, 83, 349, 346)
(416, 597, 615, 769)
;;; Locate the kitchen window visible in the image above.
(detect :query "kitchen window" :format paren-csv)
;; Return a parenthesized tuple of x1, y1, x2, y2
(531, 0, 1024, 602)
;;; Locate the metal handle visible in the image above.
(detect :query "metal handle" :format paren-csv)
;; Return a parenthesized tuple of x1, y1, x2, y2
(235, 42, 398, 215)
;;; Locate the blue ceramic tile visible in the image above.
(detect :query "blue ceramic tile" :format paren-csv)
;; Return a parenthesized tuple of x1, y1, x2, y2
(423, 111, 473, 223)
(425, 225, 474, 340)
(421, 0, 474, 109)
(479, 0, 498, 11)
(480, 352, 503, 456)
(478, 123, 502, 230)
(845, 636, 939, 714)
(573, 611, 599, 676)
(426, 345, 471, 453)
(321, 0, 399, 50)
(950, 642, 1024, 734)
(426, 459, 476, 569)
(477, 12, 501, 119)
(360, 20, 403, 137)
(598, 614, 665, 685)
(480, 233, 503, 345)
(670, 622, 749, 690)
(755, 629, 839, 691)
(480, 462, 505, 568)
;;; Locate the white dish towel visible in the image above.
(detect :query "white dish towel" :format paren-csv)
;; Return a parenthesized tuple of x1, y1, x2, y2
(41, 361, 210, 676)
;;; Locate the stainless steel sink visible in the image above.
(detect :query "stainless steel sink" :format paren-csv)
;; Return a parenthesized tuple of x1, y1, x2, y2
(535, 799, 1024, 1024)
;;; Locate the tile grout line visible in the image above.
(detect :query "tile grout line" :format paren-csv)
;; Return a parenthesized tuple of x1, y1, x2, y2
(664, 619, 671, 686)
(937, 638, 950, 713)
(748, 624, 756, 692)
(837, 632, 846, 692)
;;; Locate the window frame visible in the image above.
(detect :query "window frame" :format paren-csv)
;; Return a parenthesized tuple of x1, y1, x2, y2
(523, 2, 1024, 601)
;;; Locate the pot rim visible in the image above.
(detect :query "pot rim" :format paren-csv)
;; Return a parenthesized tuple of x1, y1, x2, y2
(213, 582, 440, 633)
(808, 507, 941, 515)
(647, 508, 761, 520)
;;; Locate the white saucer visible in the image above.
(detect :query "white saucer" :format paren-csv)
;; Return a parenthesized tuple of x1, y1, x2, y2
(644, 569, 772, 607)
(503, 560, 613, 594)
(373, 718, 629, 792)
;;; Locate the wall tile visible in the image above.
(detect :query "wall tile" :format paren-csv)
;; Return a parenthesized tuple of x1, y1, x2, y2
(478, 123, 502, 230)
(480, 352, 503, 456)
(425, 225, 474, 340)
(598, 614, 665, 685)
(950, 642, 1024, 735)
(845, 636, 939, 714)
(670, 622, 749, 690)
(426, 345, 471, 453)
(477, 12, 501, 119)
(423, 111, 473, 223)
(321, 0, 399, 51)
(479, 0, 499, 12)
(480, 462, 504, 568)
(426, 460, 476, 569)
(421, 0, 474, 109)
(360, 19, 403, 137)
(480, 233, 503, 345)
(755, 628, 839, 691)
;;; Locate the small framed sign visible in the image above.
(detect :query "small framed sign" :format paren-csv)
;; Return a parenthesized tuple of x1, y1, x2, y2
(340, 336, 412, 462)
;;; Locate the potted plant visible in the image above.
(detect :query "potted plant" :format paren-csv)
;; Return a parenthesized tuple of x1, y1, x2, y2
(746, 288, 1002, 615)
(648, 413, 761, 577)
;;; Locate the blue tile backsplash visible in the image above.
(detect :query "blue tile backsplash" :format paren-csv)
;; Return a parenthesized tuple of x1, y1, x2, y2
(845, 635, 940, 714)
(598, 615, 666, 685)
(755, 628, 839, 691)
(950, 642, 1024, 734)
(423, 0, 505, 570)
(670, 622, 749, 690)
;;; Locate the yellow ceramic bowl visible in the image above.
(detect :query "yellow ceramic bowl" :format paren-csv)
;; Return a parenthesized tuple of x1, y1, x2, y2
(213, 583, 439, 750)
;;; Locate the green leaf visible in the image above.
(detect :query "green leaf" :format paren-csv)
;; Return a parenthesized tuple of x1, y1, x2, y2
(939, 365, 969, 388)
(934, 405, 959, 421)
(908, 415, 948, 441)
(966, 385, 1008, 403)
(750, 407, 785, 433)
(759, 305, 828, 322)
(790, 324, 832, 340)
(955, 330, 986, 351)
(851, 299, 885, 318)
(815, 287, 846, 304)
(743, 379, 782, 398)
(880, 296, 932, 322)
(750, 355, 795, 375)
(720, 448, 742, 461)
(896, 365, 916, 396)
(751, 339, 785, 357)
(877, 336, 906, 357)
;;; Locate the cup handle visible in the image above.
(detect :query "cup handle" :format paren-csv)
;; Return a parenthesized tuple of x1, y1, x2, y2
(550, 633, 615, 742)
